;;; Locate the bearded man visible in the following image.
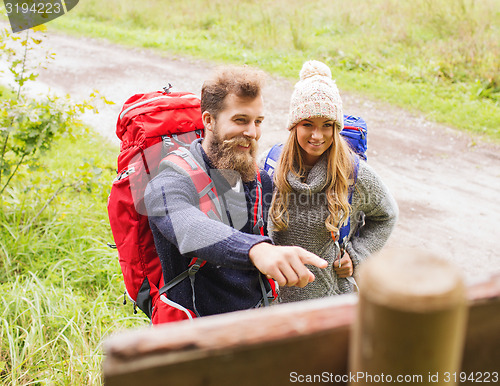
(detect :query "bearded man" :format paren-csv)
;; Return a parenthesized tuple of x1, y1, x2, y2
(144, 66, 326, 320)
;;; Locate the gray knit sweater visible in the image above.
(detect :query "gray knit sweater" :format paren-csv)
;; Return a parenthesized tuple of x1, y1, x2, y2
(269, 154, 398, 302)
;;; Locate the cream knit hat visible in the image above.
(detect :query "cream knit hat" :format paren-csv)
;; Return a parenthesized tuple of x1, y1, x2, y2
(287, 60, 343, 131)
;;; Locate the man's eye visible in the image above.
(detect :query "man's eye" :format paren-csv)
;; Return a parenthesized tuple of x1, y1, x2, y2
(235, 118, 246, 123)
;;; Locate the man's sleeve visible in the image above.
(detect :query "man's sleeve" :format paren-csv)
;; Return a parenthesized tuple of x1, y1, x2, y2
(144, 166, 271, 270)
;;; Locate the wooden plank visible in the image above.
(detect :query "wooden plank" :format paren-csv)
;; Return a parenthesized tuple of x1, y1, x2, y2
(103, 274, 500, 386)
(103, 295, 357, 386)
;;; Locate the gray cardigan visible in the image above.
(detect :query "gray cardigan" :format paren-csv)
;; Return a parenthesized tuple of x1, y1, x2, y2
(269, 155, 398, 302)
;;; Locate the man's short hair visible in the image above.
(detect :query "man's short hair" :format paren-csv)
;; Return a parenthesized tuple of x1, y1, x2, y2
(201, 65, 266, 118)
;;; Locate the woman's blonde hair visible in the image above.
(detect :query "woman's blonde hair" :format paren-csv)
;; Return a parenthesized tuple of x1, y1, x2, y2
(269, 126, 355, 235)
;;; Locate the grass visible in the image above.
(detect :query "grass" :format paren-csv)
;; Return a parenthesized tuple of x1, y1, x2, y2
(0, 127, 148, 384)
(45, 0, 500, 142)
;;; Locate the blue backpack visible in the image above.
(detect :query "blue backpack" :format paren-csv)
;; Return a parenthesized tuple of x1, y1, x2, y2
(262, 115, 367, 246)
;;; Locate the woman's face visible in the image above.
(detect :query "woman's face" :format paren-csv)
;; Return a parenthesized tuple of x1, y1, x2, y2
(295, 117, 334, 166)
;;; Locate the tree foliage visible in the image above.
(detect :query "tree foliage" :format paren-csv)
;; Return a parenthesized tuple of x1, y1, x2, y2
(0, 26, 107, 198)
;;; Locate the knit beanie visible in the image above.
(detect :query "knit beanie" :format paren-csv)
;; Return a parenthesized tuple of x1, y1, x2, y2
(287, 60, 343, 131)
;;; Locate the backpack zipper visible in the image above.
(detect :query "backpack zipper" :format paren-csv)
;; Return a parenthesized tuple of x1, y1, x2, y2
(342, 126, 366, 139)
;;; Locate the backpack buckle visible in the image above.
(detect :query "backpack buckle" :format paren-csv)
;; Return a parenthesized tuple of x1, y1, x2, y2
(188, 261, 202, 276)
(115, 165, 136, 181)
(163, 83, 172, 94)
(253, 218, 264, 235)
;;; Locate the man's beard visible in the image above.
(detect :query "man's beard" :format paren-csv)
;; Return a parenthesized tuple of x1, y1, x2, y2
(208, 129, 258, 183)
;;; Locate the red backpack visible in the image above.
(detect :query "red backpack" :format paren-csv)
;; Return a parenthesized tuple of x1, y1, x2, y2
(107, 86, 204, 323)
(107, 86, 275, 324)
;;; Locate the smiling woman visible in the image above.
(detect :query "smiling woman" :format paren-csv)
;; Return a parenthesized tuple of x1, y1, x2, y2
(268, 60, 399, 303)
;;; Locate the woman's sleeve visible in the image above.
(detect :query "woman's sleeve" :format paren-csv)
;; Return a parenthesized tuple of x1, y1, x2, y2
(347, 160, 399, 269)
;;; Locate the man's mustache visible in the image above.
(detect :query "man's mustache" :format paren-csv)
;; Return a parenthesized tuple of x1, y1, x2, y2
(222, 136, 257, 148)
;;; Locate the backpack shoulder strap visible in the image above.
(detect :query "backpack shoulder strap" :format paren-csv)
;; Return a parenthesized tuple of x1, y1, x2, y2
(253, 169, 265, 236)
(160, 147, 223, 221)
(263, 143, 284, 177)
(351, 153, 360, 192)
(157, 147, 220, 315)
(338, 154, 360, 245)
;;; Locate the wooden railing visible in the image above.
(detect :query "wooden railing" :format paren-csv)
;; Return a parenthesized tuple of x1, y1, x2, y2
(103, 250, 500, 386)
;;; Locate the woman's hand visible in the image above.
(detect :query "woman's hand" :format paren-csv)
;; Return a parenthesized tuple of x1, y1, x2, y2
(333, 252, 354, 278)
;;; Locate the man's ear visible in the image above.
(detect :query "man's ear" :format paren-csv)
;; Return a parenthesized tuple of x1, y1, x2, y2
(202, 111, 214, 132)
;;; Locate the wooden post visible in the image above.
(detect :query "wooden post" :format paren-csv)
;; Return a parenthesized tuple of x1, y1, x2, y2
(461, 275, 500, 377)
(349, 248, 468, 385)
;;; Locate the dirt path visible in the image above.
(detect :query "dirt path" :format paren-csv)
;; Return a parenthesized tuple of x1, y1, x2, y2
(3, 32, 499, 285)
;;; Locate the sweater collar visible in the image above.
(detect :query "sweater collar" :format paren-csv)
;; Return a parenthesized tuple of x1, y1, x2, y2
(287, 153, 329, 193)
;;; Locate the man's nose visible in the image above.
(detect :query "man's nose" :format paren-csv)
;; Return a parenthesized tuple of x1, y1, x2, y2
(243, 122, 258, 139)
